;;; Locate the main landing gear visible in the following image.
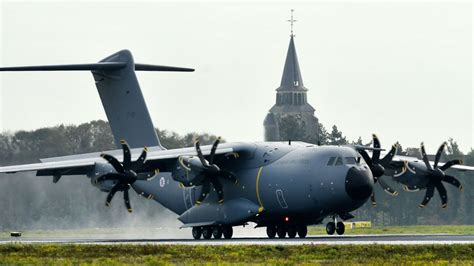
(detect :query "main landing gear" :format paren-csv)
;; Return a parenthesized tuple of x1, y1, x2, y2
(192, 226, 233, 240)
(326, 217, 345, 235)
(266, 225, 307, 239)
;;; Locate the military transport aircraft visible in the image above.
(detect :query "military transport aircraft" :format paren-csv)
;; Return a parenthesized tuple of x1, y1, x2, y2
(0, 50, 473, 239)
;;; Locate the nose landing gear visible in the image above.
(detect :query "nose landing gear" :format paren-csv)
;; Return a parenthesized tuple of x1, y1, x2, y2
(326, 216, 345, 235)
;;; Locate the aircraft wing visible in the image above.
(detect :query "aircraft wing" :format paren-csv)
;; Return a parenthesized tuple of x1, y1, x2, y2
(0, 143, 247, 177)
(364, 149, 474, 172)
(390, 155, 474, 172)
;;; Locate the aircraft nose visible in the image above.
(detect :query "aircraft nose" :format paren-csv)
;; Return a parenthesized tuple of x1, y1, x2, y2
(345, 167, 373, 201)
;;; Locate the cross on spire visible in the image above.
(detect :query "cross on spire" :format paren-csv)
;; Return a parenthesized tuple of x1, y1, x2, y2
(287, 9, 297, 37)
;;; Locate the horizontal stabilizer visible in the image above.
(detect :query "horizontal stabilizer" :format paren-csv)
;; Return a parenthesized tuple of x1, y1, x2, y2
(134, 63, 194, 72)
(0, 63, 194, 72)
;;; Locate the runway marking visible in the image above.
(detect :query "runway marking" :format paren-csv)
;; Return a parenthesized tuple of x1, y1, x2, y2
(1, 234, 473, 246)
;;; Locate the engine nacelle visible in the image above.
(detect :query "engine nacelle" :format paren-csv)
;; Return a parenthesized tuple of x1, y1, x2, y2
(171, 156, 207, 187)
(393, 161, 430, 191)
(87, 162, 117, 192)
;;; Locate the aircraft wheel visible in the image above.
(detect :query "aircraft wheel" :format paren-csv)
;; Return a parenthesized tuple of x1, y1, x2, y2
(287, 226, 297, 238)
(192, 227, 202, 240)
(277, 226, 286, 238)
(223, 226, 233, 239)
(326, 222, 335, 235)
(212, 226, 223, 239)
(297, 225, 307, 238)
(336, 222, 345, 235)
(266, 226, 277, 239)
(202, 226, 212, 239)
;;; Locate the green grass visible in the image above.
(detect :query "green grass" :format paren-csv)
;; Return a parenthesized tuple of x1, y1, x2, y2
(308, 225, 474, 235)
(0, 244, 473, 265)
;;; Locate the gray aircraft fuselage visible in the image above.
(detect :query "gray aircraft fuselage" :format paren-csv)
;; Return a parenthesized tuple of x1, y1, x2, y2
(129, 141, 373, 227)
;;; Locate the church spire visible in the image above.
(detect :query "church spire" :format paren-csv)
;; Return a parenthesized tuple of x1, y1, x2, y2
(278, 10, 305, 91)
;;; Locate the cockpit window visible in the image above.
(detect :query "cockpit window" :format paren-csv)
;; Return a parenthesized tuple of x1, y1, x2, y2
(335, 157, 343, 166)
(327, 157, 336, 166)
(345, 157, 357, 165)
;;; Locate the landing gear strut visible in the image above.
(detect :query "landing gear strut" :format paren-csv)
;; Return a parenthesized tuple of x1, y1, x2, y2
(326, 217, 345, 235)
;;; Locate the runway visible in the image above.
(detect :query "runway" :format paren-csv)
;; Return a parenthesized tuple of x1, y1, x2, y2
(2, 234, 473, 245)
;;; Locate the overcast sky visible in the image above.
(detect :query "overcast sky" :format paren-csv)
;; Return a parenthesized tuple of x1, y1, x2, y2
(1, 1, 472, 152)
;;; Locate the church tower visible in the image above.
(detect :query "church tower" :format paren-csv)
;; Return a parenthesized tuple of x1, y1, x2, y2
(264, 11, 319, 143)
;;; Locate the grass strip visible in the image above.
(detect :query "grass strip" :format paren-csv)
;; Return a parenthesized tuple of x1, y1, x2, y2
(0, 244, 473, 265)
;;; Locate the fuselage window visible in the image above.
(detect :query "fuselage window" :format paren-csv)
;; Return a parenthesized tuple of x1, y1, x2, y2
(345, 157, 357, 165)
(327, 157, 336, 166)
(335, 157, 343, 166)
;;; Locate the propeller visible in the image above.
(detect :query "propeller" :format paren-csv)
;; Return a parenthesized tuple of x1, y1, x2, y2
(97, 140, 156, 212)
(176, 137, 238, 204)
(417, 142, 463, 208)
(358, 134, 399, 206)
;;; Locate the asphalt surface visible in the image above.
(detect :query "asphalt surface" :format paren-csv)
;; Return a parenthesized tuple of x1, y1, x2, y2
(2, 234, 473, 245)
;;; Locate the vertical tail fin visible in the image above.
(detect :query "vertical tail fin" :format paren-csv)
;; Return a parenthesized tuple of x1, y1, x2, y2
(0, 49, 194, 149)
(92, 50, 161, 149)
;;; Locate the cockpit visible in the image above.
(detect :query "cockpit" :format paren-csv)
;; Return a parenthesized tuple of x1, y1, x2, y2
(326, 156, 365, 166)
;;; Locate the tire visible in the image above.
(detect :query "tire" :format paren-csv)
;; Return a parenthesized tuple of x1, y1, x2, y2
(192, 227, 202, 240)
(223, 226, 233, 239)
(277, 226, 286, 238)
(336, 222, 345, 235)
(326, 222, 335, 235)
(266, 226, 277, 239)
(287, 226, 297, 238)
(212, 226, 223, 239)
(297, 225, 307, 238)
(202, 227, 212, 239)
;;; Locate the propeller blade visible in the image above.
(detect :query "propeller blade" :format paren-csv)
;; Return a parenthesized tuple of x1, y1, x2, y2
(378, 177, 399, 196)
(420, 142, 433, 171)
(219, 170, 239, 184)
(370, 193, 377, 207)
(120, 140, 132, 169)
(419, 184, 435, 208)
(379, 144, 398, 166)
(196, 180, 210, 204)
(123, 188, 132, 212)
(209, 137, 221, 164)
(105, 183, 121, 206)
(194, 139, 210, 167)
(434, 142, 447, 169)
(372, 134, 381, 162)
(210, 178, 224, 203)
(134, 147, 148, 166)
(101, 154, 125, 174)
(435, 182, 448, 208)
(439, 159, 463, 171)
(359, 149, 373, 165)
(442, 175, 463, 191)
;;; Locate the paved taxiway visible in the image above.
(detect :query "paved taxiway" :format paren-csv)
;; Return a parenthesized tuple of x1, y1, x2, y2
(1, 234, 473, 245)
